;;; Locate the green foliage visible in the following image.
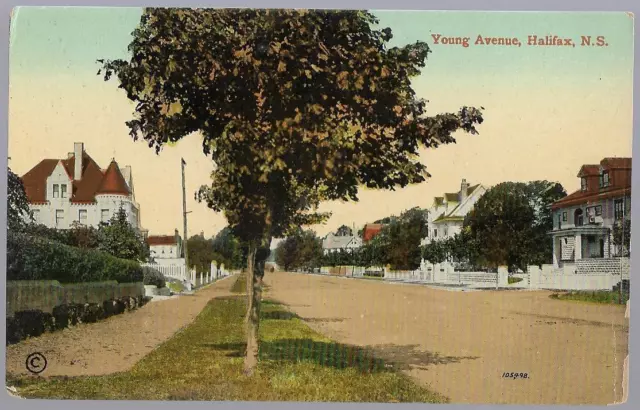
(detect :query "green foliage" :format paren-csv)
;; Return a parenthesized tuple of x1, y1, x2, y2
(100, 7, 483, 266)
(463, 181, 566, 271)
(275, 230, 323, 271)
(612, 218, 631, 257)
(551, 290, 629, 304)
(508, 277, 523, 284)
(211, 227, 245, 269)
(335, 225, 353, 237)
(379, 207, 428, 270)
(7, 231, 143, 283)
(187, 234, 215, 273)
(142, 266, 167, 288)
(97, 207, 150, 262)
(7, 167, 33, 232)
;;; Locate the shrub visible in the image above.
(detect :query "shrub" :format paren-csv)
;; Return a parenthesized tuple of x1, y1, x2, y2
(7, 231, 143, 283)
(142, 267, 166, 288)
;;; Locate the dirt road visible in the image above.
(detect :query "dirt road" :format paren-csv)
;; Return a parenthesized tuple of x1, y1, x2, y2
(6, 276, 235, 378)
(264, 272, 629, 405)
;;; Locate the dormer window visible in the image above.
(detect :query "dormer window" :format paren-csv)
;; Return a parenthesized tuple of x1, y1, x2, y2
(599, 171, 610, 188)
(581, 178, 587, 191)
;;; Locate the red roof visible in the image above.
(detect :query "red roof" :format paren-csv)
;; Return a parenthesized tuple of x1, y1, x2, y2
(147, 235, 177, 246)
(552, 157, 632, 210)
(362, 223, 383, 242)
(20, 150, 129, 204)
(577, 165, 599, 177)
(551, 187, 631, 210)
(97, 160, 130, 196)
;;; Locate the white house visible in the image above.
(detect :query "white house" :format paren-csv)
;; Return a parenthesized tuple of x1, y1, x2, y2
(322, 232, 362, 255)
(20, 142, 146, 235)
(422, 178, 487, 246)
(147, 229, 184, 265)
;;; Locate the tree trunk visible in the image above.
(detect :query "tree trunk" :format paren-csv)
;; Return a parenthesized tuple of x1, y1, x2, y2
(243, 238, 271, 376)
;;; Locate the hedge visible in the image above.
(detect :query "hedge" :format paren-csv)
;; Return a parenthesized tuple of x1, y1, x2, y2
(142, 267, 166, 288)
(7, 231, 143, 283)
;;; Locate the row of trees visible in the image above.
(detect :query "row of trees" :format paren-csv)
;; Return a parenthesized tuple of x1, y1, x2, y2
(187, 227, 246, 272)
(275, 207, 428, 271)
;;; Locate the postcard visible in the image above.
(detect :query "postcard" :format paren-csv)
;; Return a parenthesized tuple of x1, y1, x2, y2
(5, 7, 632, 405)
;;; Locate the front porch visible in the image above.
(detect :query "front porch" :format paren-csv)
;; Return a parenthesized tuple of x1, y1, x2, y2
(549, 226, 612, 268)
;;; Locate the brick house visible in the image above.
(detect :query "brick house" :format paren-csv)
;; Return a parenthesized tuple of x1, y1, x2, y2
(20, 142, 145, 235)
(549, 157, 631, 268)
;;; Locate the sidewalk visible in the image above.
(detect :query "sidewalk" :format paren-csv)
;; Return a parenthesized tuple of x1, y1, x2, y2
(6, 275, 236, 378)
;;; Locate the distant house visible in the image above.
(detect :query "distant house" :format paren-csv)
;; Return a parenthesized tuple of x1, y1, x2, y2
(20, 142, 145, 235)
(362, 223, 383, 242)
(422, 178, 487, 245)
(147, 229, 184, 265)
(322, 232, 362, 255)
(549, 157, 631, 268)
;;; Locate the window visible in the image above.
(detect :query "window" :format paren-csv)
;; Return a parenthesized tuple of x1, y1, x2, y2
(53, 184, 59, 198)
(434, 229, 438, 238)
(595, 205, 602, 216)
(562, 212, 567, 222)
(32, 210, 39, 223)
(444, 227, 448, 237)
(574, 208, 584, 226)
(600, 171, 610, 188)
(61, 184, 67, 198)
(557, 214, 561, 229)
(614, 199, 625, 220)
(101, 209, 110, 222)
(55, 210, 64, 227)
(581, 178, 587, 191)
(78, 209, 87, 225)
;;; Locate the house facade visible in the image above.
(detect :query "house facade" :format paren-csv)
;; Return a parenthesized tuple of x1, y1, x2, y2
(322, 232, 362, 255)
(549, 157, 631, 268)
(20, 142, 145, 235)
(422, 179, 488, 245)
(147, 229, 184, 265)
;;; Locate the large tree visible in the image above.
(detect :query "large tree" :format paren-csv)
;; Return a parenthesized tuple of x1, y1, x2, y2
(100, 8, 483, 374)
(335, 224, 353, 237)
(463, 181, 566, 271)
(211, 227, 245, 269)
(7, 167, 32, 231)
(275, 229, 322, 271)
(379, 207, 428, 270)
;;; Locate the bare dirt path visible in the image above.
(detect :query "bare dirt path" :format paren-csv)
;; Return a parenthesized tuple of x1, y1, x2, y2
(263, 272, 629, 405)
(6, 276, 236, 378)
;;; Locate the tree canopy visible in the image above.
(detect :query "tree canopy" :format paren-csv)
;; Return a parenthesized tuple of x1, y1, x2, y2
(335, 224, 354, 237)
(99, 8, 484, 374)
(463, 181, 566, 271)
(275, 229, 323, 271)
(7, 167, 32, 231)
(97, 207, 150, 262)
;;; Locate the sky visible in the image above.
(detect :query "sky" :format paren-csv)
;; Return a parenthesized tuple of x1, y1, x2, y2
(8, 8, 634, 238)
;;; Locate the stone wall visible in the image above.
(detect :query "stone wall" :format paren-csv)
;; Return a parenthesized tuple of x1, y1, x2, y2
(575, 257, 630, 276)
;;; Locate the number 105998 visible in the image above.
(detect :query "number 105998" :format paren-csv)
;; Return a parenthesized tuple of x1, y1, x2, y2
(502, 372, 529, 379)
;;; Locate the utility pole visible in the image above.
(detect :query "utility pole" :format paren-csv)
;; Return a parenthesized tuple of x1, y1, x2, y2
(182, 158, 189, 273)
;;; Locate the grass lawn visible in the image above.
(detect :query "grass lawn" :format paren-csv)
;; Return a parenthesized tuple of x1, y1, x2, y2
(167, 281, 185, 293)
(7, 295, 444, 402)
(231, 273, 247, 293)
(550, 290, 629, 305)
(508, 277, 523, 284)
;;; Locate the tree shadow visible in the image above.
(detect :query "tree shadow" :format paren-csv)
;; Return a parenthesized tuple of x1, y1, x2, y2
(202, 339, 478, 373)
(369, 344, 479, 370)
(202, 339, 388, 373)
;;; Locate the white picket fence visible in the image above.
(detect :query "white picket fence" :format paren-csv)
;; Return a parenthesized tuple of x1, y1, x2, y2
(142, 260, 232, 289)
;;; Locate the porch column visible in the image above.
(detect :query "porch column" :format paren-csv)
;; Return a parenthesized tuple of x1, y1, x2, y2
(552, 236, 559, 268)
(574, 234, 582, 261)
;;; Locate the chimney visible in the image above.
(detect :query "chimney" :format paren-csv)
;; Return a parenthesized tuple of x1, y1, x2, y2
(460, 178, 469, 201)
(74, 142, 84, 180)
